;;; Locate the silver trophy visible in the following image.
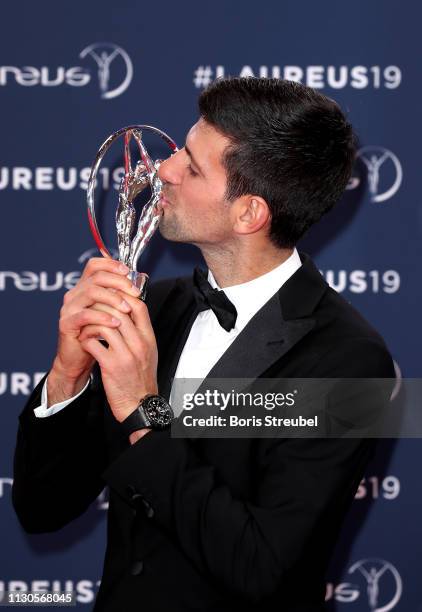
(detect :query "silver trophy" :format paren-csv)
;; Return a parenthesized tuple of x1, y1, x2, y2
(87, 125, 178, 299)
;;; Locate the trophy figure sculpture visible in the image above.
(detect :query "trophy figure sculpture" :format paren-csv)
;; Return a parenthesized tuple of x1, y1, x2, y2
(87, 125, 178, 300)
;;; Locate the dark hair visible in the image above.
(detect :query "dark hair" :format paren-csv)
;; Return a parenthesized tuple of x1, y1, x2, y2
(198, 77, 356, 248)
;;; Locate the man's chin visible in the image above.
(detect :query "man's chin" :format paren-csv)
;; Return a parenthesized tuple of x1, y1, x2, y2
(158, 223, 189, 244)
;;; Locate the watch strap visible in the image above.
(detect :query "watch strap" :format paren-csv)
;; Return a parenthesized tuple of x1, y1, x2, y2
(120, 403, 150, 438)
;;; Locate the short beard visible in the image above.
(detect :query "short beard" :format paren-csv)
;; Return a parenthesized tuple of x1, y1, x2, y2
(158, 215, 190, 243)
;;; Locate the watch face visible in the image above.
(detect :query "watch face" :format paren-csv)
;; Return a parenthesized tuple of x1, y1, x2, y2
(144, 395, 173, 429)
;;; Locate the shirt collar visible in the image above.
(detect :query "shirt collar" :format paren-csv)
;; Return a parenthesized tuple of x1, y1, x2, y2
(207, 248, 302, 331)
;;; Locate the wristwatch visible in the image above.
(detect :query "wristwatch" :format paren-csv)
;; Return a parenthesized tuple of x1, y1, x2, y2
(121, 394, 174, 436)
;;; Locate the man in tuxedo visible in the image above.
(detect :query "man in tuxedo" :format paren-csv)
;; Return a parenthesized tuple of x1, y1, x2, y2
(13, 78, 394, 611)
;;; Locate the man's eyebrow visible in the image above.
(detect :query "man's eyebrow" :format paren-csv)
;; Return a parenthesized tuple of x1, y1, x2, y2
(184, 144, 203, 173)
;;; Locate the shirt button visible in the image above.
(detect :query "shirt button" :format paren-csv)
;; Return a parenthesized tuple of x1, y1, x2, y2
(131, 560, 144, 576)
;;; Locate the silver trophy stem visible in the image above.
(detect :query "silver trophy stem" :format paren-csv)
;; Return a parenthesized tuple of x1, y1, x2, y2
(127, 270, 149, 301)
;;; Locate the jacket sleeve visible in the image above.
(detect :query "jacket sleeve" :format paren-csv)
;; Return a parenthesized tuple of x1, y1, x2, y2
(12, 373, 108, 533)
(11, 278, 178, 534)
(102, 338, 395, 602)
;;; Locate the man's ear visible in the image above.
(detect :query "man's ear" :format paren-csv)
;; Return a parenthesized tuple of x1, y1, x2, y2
(233, 196, 271, 235)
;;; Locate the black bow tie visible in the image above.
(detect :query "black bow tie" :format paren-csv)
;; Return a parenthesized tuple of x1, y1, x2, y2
(193, 267, 238, 332)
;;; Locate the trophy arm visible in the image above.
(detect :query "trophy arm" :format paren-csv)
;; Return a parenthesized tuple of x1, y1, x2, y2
(116, 135, 150, 266)
(133, 130, 155, 178)
(127, 141, 164, 271)
(116, 189, 136, 266)
(129, 161, 149, 200)
(128, 191, 162, 271)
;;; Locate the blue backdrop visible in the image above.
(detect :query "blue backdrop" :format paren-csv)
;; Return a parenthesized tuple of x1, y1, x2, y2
(1, 1, 421, 610)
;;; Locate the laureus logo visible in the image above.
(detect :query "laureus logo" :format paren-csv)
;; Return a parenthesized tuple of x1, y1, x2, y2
(347, 146, 402, 203)
(0, 43, 133, 99)
(79, 43, 133, 100)
(348, 558, 402, 611)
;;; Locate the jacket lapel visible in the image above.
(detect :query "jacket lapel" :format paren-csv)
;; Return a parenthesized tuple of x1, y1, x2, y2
(205, 253, 328, 380)
(154, 277, 197, 401)
(205, 295, 314, 380)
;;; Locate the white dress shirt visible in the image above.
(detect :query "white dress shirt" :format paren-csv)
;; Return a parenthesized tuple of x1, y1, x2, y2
(34, 249, 302, 418)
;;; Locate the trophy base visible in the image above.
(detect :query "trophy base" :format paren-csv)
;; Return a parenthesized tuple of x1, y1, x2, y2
(127, 270, 149, 302)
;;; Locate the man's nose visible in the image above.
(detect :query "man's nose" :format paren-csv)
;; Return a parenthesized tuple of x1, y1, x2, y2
(158, 149, 184, 184)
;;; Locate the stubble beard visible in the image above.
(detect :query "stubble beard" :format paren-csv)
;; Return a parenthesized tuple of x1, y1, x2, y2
(158, 210, 192, 243)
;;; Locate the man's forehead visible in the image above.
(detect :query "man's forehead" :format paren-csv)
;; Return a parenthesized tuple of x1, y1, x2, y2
(186, 119, 230, 160)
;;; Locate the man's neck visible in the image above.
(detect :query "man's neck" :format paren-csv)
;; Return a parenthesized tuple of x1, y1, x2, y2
(200, 245, 294, 289)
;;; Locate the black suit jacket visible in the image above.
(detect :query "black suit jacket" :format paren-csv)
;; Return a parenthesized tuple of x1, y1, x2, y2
(12, 253, 395, 612)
